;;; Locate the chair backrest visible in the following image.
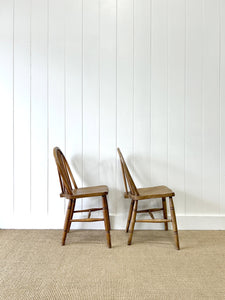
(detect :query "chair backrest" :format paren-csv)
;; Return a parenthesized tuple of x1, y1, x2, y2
(117, 148, 139, 196)
(53, 147, 78, 195)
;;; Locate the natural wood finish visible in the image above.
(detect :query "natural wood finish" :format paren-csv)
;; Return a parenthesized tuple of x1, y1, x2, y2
(128, 200, 138, 245)
(60, 185, 108, 199)
(102, 195, 112, 248)
(169, 197, 180, 250)
(73, 208, 103, 213)
(53, 147, 111, 248)
(117, 148, 139, 196)
(71, 218, 104, 222)
(162, 197, 168, 231)
(62, 199, 73, 245)
(148, 211, 155, 219)
(136, 219, 172, 223)
(117, 148, 180, 250)
(137, 208, 163, 213)
(67, 199, 76, 233)
(126, 186, 175, 200)
(125, 200, 134, 233)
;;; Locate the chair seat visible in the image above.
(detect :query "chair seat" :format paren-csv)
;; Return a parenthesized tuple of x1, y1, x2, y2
(61, 185, 108, 199)
(125, 185, 175, 200)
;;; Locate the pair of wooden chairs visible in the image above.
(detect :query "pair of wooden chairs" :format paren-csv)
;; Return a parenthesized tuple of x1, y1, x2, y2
(53, 147, 180, 250)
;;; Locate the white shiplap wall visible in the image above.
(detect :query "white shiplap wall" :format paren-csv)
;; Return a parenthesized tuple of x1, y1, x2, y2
(0, 0, 225, 229)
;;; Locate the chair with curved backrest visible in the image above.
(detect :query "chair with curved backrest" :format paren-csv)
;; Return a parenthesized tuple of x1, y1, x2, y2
(53, 147, 111, 248)
(117, 148, 180, 250)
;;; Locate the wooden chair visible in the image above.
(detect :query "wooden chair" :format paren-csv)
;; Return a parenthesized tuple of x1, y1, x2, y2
(53, 147, 111, 248)
(117, 148, 180, 250)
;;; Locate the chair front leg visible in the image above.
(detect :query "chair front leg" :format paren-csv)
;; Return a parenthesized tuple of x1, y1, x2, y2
(67, 199, 76, 233)
(102, 195, 112, 248)
(128, 200, 138, 245)
(169, 197, 180, 250)
(62, 199, 73, 246)
(126, 199, 134, 233)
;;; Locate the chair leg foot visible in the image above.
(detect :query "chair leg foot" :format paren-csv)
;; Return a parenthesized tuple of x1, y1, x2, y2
(105, 231, 112, 248)
(169, 197, 180, 250)
(62, 231, 67, 246)
(127, 200, 138, 245)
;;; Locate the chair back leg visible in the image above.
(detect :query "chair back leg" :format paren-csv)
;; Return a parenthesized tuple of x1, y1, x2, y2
(162, 197, 168, 231)
(169, 197, 180, 250)
(128, 200, 138, 245)
(102, 195, 112, 248)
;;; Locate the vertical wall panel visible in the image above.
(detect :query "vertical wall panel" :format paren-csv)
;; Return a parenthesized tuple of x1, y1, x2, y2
(168, 0, 186, 214)
(116, 0, 134, 226)
(0, 0, 224, 229)
(151, 0, 168, 187)
(149, 0, 169, 223)
(221, 0, 225, 215)
(133, 0, 151, 188)
(14, 0, 31, 217)
(83, 0, 100, 215)
(133, 0, 152, 226)
(0, 0, 14, 225)
(65, 0, 83, 226)
(99, 0, 117, 222)
(30, 0, 48, 220)
(186, 0, 203, 215)
(202, 0, 220, 215)
(48, 0, 65, 225)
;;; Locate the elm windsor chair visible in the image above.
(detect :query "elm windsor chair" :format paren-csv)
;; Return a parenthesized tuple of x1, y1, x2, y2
(117, 148, 180, 250)
(53, 147, 111, 248)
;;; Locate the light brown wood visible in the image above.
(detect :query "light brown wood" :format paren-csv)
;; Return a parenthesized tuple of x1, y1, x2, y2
(169, 197, 180, 250)
(148, 211, 155, 219)
(125, 200, 134, 233)
(62, 199, 73, 245)
(117, 147, 180, 250)
(71, 218, 104, 222)
(73, 208, 103, 213)
(67, 199, 76, 233)
(60, 185, 108, 199)
(137, 208, 163, 213)
(162, 197, 168, 231)
(127, 186, 175, 200)
(53, 147, 112, 248)
(136, 219, 172, 223)
(128, 200, 138, 245)
(102, 195, 112, 248)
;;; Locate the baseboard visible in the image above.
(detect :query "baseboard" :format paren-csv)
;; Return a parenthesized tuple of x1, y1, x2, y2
(1, 214, 225, 230)
(110, 215, 225, 230)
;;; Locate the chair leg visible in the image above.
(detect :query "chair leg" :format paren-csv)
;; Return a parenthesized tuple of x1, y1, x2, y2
(162, 197, 168, 231)
(128, 200, 138, 245)
(105, 196, 111, 230)
(126, 200, 134, 233)
(62, 199, 73, 246)
(102, 195, 112, 248)
(67, 199, 76, 233)
(169, 197, 180, 250)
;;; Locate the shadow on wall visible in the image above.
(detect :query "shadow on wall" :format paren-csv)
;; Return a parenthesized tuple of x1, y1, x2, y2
(66, 152, 206, 229)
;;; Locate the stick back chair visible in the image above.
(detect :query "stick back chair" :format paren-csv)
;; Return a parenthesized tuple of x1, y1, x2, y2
(117, 148, 180, 250)
(53, 147, 111, 248)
